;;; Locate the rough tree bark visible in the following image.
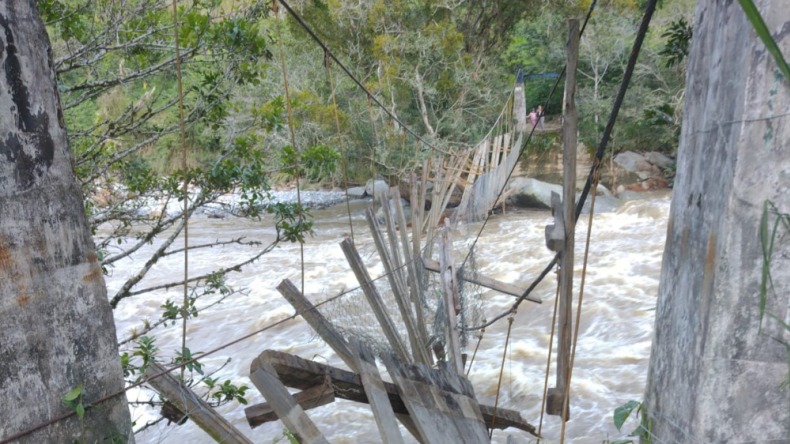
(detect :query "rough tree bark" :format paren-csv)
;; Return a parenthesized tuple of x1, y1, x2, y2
(644, 1, 790, 442)
(0, 3, 133, 442)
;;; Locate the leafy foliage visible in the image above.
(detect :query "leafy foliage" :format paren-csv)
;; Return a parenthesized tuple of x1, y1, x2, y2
(660, 18, 692, 68)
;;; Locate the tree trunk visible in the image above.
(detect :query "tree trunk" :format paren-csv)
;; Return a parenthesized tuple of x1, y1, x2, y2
(644, 1, 790, 442)
(0, 3, 133, 443)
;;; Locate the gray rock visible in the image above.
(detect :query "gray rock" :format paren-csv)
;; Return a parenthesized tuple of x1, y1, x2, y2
(614, 151, 657, 174)
(645, 151, 675, 169)
(346, 186, 367, 198)
(506, 177, 562, 209)
(365, 179, 389, 198)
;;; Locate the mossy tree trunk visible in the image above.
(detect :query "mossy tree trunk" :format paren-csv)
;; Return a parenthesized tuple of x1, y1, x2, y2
(644, 1, 790, 441)
(0, 3, 132, 442)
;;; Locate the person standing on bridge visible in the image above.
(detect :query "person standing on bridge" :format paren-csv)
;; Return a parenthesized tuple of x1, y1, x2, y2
(529, 108, 538, 128)
(537, 104, 545, 129)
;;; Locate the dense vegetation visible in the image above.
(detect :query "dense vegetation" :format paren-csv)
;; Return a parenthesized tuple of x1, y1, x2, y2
(40, 0, 694, 434)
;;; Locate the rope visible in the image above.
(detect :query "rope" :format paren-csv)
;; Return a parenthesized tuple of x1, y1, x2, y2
(537, 273, 562, 441)
(171, 0, 190, 382)
(273, 1, 305, 293)
(325, 55, 355, 244)
(465, 0, 658, 332)
(559, 163, 600, 443)
(489, 312, 515, 439)
(465, 323, 485, 376)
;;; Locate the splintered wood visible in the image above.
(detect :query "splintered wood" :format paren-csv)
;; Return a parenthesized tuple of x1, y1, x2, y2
(245, 349, 539, 442)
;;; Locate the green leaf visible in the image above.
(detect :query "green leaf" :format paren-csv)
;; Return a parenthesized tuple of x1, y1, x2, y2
(614, 400, 641, 432)
(75, 403, 85, 419)
(63, 385, 83, 402)
(738, 0, 790, 81)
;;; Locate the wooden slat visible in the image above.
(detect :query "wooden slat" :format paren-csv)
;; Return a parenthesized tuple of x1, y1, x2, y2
(144, 363, 253, 444)
(393, 188, 432, 365)
(438, 223, 463, 373)
(381, 354, 490, 443)
(364, 208, 425, 365)
(423, 259, 542, 304)
(349, 339, 405, 444)
(340, 237, 411, 362)
(249, 354, 329, 444)
(276, 279, 356, 370)
(245, 377, 335, 428)
(255, 350, 539, 436)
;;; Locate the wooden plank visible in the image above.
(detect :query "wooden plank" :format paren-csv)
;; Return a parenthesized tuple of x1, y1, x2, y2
(438, 222, 463, 373)
(548, 17, 579, 420)
(144, 362, 253, 444)
(364, 207, 425, 365)
(245, 377, 335, 428)
(392, 188, 432, 365)
(544, 192, 565, 253)
(276, 279, 356, 370)
(257, 350, 539, 436)
(423, 259, 542, 304)
(340, 237, 411, 362)
(381, 354, 490, 443)
(349, 339, 405, 444)
(249, 354, 329, 444)
(381, 188, 409, 300)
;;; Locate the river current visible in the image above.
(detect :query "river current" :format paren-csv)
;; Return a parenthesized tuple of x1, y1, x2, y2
(106, 191, 671, 443)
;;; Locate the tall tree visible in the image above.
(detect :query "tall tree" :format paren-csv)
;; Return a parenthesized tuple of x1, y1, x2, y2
(0, 2, 132, 442)
(644, 1, 790, 441)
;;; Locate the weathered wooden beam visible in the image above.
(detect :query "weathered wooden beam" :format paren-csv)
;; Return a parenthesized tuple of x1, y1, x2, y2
(249, 354, 329, 444)
(439, 223, 464, 373)
(254, 350, 539, 437)
(423, 259, 542, 304)
(245, 376, 335, 428)
(544, 191, 565, 253)
(393, 186, 432, 365)
(349, 339, 405, 444)
(547, 17, 579, 420)
(276, 279, 356, 370)
(381, 353, 490, 443)
(144, 363, 253, 444)
(365, 207, 427, 366)
(340, 237, 411, 362)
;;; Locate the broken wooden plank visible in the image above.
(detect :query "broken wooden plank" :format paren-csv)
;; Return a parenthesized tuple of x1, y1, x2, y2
(392, 189, 432, 365)
(423, 259, 542, 304)
(349, 338, 405, 444)
(340, 237, 411, 362)
(276, 279, 356, 370)
(144, 362, 253, 444)
(365, 207, 427, 366)
(381, 353, 491, 443)
(544, 191, 565, 253)
(249, 354, 329, 444)
(252, 350, 539, 437)
(439, 222, 463, 374)
(245, 376, 335, 428)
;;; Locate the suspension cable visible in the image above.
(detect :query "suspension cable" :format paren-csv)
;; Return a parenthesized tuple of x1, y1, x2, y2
(325, 54, 356, 243)
(537, 273, 562, 441)
(489, 312, 516, 439)
(465, 0, 658, 332)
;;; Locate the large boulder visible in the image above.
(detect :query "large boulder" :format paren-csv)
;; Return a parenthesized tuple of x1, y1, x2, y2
(614, 151, 662, 180)
(644, 151, 675, 169)
(365, 179, 389, 198)
(507, 177, 619, 213)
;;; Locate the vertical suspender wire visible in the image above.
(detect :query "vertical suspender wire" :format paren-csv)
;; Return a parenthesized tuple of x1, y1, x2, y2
(366, 96, 379, 185)
(171, 0, 190, 382)
(326, 56, 355, 243)
(465, 322, 485, 377)
(559, 165, 600, 443)
(537, 275, 562, 441)
(274, 0, 305, 293)
(489, 313, 515, 439)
